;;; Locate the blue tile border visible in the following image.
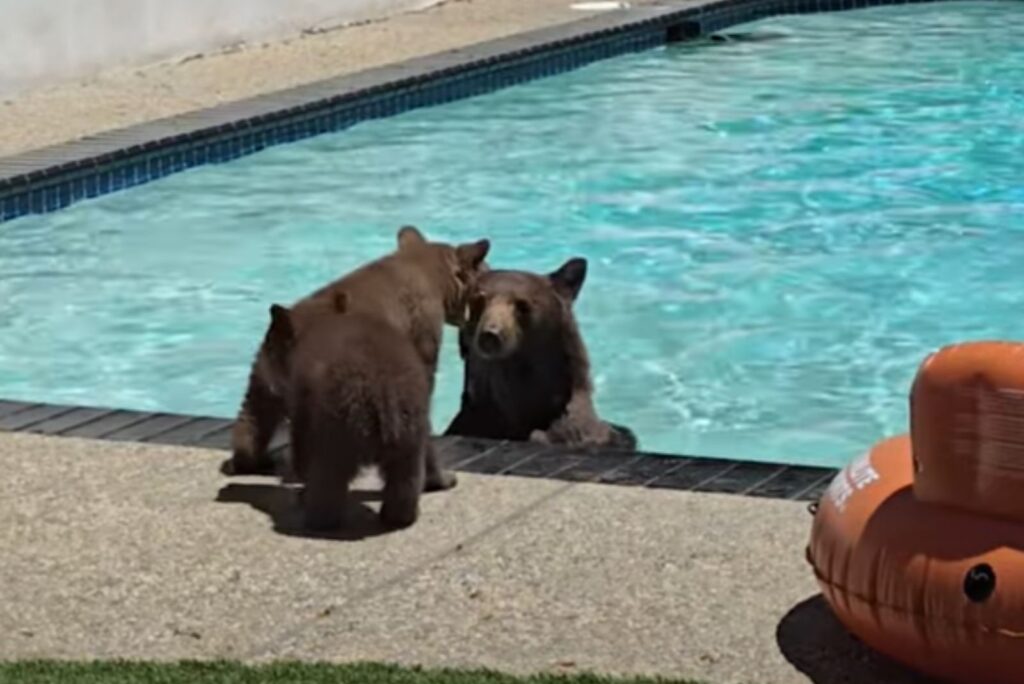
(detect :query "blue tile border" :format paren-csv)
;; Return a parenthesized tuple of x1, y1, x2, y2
(0, 0, 982, 222)
(0, 399, 838, 501)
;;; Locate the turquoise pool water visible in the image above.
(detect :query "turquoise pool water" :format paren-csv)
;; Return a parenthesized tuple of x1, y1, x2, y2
(2, 2, 1023, 467)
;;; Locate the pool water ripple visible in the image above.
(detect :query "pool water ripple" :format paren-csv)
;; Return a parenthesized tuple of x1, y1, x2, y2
(1, 2, 1023, 466)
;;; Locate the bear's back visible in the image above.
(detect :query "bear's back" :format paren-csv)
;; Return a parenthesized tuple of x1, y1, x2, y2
(288, 312, 430, 448)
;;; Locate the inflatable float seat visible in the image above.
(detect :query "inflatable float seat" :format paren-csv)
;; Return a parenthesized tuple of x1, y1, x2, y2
(808, 341, 1024, 684)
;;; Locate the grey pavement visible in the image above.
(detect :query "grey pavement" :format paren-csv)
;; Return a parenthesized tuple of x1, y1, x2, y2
(0, 431, 934, 683)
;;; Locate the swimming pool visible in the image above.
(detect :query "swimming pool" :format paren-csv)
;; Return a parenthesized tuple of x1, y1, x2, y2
(1, 2, 1022, 467)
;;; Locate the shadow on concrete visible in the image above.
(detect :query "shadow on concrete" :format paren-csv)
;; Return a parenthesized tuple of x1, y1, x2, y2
(776, 595, 940, 684)
(215, 482, 394, 542)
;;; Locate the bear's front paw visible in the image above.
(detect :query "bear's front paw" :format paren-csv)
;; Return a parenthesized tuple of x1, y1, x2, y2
(380, 499, 419, 529)
(425, 469, 458, 492)
(529, 429, 551, 444)
(223, 450, 275, 476)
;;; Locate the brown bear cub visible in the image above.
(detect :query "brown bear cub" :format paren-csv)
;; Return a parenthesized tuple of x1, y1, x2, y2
(259, 297, 436, 529)
(445, 258, 637, 450)
(228, 225, 490, 488)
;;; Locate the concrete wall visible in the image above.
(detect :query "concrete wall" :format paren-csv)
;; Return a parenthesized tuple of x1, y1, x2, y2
(0, 0, 441, 98)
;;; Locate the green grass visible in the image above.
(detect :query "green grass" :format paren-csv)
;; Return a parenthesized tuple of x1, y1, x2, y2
(0, 662, 703, 684)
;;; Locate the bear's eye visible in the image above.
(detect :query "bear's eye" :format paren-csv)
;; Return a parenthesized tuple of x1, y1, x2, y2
(514, 299, 531, 321)
(469, 293, 486, 317)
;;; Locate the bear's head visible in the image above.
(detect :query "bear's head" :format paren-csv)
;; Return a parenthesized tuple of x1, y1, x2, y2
(258, 290, 347, 395)
(394, 225, 491, 327)
(464, 257, 587, 361)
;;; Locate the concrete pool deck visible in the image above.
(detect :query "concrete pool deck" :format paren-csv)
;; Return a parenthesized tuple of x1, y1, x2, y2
(0, 0, 666, 157)
(0, 431, 937, 683)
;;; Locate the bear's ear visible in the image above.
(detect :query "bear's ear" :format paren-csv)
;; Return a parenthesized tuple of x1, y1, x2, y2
(397, 225, 427, 250)
(268, 303, 294, 342)
(333, 290, 348, 314)
(549, 258, 587, 302)
(456, 238, 491, 270)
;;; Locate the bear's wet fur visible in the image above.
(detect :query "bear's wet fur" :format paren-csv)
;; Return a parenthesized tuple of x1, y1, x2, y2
(445, 257, 637, 450)
(228, 225, 490, 481)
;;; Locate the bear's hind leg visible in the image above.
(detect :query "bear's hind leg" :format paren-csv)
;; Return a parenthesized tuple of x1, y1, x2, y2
(301, 436, 359, 531)
(379, 442, 426, 528)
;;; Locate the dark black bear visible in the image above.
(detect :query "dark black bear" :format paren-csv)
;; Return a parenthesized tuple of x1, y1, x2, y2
(228, 226, 490, 480)
(445, 258, 637, 450)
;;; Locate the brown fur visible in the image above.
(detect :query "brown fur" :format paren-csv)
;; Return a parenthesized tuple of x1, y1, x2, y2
(444, 258, 637, 450)
(261, 299, 443, 530)
(228, 225, 490, 476)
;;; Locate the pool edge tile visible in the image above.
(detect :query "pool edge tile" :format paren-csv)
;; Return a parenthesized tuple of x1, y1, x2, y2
(0, 399, 838, 502)
(0, 0, 958, 222)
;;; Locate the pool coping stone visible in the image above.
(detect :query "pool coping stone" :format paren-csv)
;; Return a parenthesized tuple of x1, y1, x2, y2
(0, 399, 838, 501)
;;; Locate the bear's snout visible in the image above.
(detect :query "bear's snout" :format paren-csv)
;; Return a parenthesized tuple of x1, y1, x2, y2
(471, 297, 522, 360)
(475, 327, 504, 357)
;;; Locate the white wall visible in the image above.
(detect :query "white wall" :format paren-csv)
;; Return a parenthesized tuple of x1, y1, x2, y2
(0, 0, 441, 98)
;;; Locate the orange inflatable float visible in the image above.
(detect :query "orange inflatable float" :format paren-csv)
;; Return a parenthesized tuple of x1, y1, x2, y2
(807, 341, 1024, 684)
